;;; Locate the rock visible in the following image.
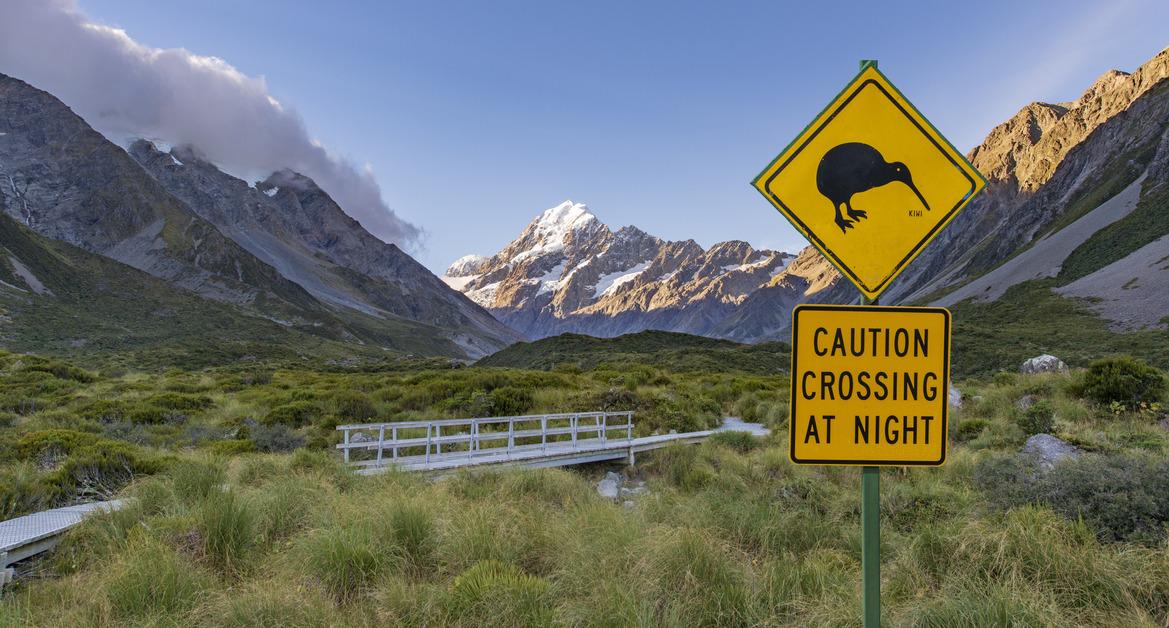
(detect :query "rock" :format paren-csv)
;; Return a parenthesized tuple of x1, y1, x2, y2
(1020, 434, 1082, 471)
(596, 471, 623, 500)
(620, 482, 647, 497)
(1016, 394, 1037, 411)
(622, 500, 635, 509)
(350, 432, 372, 443)
(1020, 355, 1068, 375)
(948, 381, 963, 408)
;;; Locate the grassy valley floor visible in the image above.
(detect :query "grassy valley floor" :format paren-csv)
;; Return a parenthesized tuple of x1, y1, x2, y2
(0, 348, 1168, 625)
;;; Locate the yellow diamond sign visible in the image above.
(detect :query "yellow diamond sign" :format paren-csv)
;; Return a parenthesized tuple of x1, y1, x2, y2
(752, 65, 986, 299)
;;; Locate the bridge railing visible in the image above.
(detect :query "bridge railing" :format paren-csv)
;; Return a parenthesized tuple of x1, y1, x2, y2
(335, 411, 634, 467)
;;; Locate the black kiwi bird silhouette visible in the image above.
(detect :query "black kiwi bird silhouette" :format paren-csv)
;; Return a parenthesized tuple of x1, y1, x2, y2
(816, 143, 930, 233)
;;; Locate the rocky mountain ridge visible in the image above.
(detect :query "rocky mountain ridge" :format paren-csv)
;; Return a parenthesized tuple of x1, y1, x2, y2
(887, 46, 1169, 303)
(447, 46, 1169, 341)
(443, 201, 844, 340)
(128, 141, 519, 356)
(0, 72, 517, 359)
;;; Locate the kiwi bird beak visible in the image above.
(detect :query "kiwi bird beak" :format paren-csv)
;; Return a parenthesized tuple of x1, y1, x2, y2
(906, 179, 930, 211)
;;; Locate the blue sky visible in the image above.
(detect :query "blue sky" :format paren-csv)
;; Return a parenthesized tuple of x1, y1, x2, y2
(79, 0, 1169, 272)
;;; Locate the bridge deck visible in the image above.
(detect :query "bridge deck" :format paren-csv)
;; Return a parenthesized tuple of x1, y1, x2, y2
(1, 500, 124, 575)
(342, 415, 768, 474)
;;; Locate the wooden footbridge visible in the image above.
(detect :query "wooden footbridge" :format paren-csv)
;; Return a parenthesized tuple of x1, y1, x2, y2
(336, 411, 768, 474)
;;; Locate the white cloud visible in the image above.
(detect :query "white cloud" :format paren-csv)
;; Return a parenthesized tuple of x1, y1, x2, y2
(0, 0, 421, 248)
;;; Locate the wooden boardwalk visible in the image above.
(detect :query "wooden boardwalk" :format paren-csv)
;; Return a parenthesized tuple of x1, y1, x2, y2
(1, 500, 123, 586)
(337, 412, 768, 474)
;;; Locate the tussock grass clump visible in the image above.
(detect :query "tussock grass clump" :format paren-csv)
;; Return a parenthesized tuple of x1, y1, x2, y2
(445, 560, 553, 627)
(708, 430, 764, 453)
(207, 580, 337, 627)
(102, 537, 213, 622)
(195, 491, 257, 576)
(294, 517, 399, 603)
(907, 583, 1060, 628)
(641, 529, 756, 627)
(254, 476, 318, 543)
(496, 467, 593, 509)
(169, 457, 225, 503)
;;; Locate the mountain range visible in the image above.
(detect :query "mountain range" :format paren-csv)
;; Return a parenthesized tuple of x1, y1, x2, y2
(444, 47, 1169, 343)
(3, 45, 1169, 368)
(441, 201, 850, 341)
(0, 72, 518, 362)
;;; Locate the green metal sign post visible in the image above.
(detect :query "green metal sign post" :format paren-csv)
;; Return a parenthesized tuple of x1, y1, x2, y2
(860, 282, 881, 626)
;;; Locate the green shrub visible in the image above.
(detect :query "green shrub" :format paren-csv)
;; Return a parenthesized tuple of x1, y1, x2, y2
(330, 390, 376, 421)
(250, 423, 304, 452)
(445, 560, 553, 627)
(489, 386, 534, 416)
(13, 428, 92, 460)
(263, 401, 322, 427)
(77, 399, 131, 423)
(206, 439, 257, 455)
(647, 443, 715, 491)
(1075, 356, 1166, 409)
(126, 403, 173, 425)
(956, 418, 990, 441)
(256, 478, 316, 542)
(13, 429, 162, 503)
(975, 453, 1169, 544)
(646, 531, 754, 627)
(1017, 400, 1055, 436)
(22, 359, 95, 383)
(53, 441, 162, 501)
(910, 584, 1060, 627)
(497, 468, 591, 508)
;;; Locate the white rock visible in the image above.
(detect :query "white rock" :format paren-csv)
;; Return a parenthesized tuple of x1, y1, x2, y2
(596, 471, 623, 500)
(1021, 434, 1082, 471)
(1020, 354, 1069, 374)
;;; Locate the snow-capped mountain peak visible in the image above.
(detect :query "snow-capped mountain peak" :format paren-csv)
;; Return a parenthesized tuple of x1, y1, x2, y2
(535, 200, 596, 232)
(441, 200, 837, 340)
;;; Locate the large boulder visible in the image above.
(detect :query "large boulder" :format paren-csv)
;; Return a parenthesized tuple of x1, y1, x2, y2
(1021, 434, 1082, 471)
(1020, 354, 1068, 375)
(1024, 353, 1070, 371)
